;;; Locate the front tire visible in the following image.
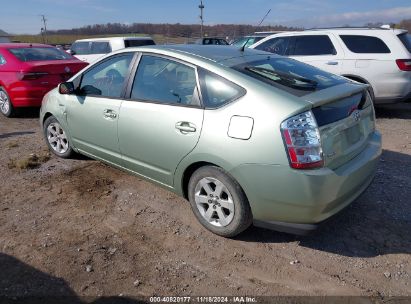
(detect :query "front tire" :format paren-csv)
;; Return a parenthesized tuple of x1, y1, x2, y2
(43, 116, 73, 158)
(0, 87, 15, 117)
(188, 166, 252, 237)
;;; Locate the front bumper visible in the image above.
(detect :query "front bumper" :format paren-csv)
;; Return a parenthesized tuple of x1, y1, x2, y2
(230, 131, 382, 232)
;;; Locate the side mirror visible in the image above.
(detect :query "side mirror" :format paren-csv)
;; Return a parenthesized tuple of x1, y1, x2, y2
(59, 82, 75, 95)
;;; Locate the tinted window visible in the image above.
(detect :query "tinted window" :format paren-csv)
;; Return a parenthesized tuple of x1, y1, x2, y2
(90, 42, 111, 54)
(340, 35, 390, 53)
(131, 55, 198, 106)
(255, 37, 291, 55)
(291, 35, 336, 56)
(71, 42, 90, 55)
(198, 69, 245, 108)
(0, 54, 6, 65)
(233, 57, 347, 97)
(9, 47, 72, 61)
(80, 53, 133, 98)
(124, 39, 155, 48)
(398, 33, 411, 53)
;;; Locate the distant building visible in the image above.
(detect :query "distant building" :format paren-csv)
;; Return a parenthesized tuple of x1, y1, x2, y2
(0, 30, 11, 43)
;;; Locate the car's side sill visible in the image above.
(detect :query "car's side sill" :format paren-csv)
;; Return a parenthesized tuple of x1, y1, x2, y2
(253, 220, 318, 236)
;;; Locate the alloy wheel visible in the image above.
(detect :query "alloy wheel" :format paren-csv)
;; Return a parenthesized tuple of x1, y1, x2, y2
(0, 90, 10, 115)
(46, 122, 69, 154)
(194, 177, 235, 227)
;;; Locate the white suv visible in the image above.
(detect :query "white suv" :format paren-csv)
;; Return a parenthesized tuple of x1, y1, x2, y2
(250, 27, 411, 104)
(69, 37, 155, 63)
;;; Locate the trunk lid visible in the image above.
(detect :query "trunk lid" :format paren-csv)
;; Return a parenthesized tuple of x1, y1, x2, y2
(303, 83, 376, 170)
(22, 60, 88, 84)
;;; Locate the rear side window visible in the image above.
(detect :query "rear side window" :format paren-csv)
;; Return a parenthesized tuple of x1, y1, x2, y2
(71, 42, 90, 55)
(124, 39, 155, 47)
(255, 37, 291, 56)
(131, 55, 198, 106)
(90, 42, 111, 54)
(291, 35, 336, 56)
(340, 35, 391, 53)
(198, 69, 245, 108)
(8, 47, 72, 61)
(398, 33, 411, 53)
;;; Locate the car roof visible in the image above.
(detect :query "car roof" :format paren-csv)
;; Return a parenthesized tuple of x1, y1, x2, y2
(124, 44, 272, 65)
(304, 27, 407, 34)
(75, 36, 153, 42)
(0, 43, 53, 48)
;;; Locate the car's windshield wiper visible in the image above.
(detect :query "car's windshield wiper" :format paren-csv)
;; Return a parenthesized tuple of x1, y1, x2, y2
(245, 66, 318, 90)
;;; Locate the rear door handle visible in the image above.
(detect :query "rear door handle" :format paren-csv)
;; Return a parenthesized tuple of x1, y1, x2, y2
(326, 61, 339, 65)
(175, 122, 196, 133)
(103, 109, 117, 119)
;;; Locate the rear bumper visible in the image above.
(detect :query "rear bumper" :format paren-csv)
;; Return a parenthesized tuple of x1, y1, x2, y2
(230, 131, 382, 231)
(9, 86, 54, 108)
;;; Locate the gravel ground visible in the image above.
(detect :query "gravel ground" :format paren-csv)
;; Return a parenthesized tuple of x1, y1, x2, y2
(0, 103, 410, 302)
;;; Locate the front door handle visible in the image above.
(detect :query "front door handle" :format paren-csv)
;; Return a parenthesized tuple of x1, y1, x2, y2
(103, 109, 117, 119)
(326, 61, 339, 65)
(175, 122, 196, 133)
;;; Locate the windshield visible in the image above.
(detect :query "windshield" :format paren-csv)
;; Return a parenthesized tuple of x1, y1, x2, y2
(9, 47, 72, 62)
(231, 37, 263, 48)
(398, 33, 411, 53)
(233, 57, 347, 96)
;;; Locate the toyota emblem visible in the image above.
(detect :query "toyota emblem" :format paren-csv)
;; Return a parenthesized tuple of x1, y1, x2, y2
(64, 66, 71, 73)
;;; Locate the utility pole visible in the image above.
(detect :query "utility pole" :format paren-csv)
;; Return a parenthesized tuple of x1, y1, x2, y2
(199, 0, 205, 39)
(40, 14, 48, 43)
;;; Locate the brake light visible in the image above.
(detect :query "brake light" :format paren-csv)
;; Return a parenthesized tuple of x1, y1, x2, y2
(281, 111, 324, 169)
(396, 59, 411, 71)
(17, 72, 48, 80)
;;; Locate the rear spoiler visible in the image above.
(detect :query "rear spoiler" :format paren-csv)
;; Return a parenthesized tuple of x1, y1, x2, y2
(302, 83, 368, 107)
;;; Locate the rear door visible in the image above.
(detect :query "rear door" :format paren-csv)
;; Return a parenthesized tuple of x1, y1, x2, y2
(118, 54, 203, 187)
(288, 34, 343, 75)
(65, 53, 135, 164)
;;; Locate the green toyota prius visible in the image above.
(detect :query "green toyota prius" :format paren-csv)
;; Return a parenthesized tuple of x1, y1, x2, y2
(40, 45, 381, 237)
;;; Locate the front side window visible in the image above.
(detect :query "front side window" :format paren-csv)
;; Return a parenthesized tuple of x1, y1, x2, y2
(79, 53, 134, 98)
(340, 35, 391, 54)
(131, 55, 198, 106)
(0, 54, 6, 65)
(71, 42, 90, 55)
(90, 42, 111, 54)
(254, 37, 291, 56)
(291, 35, 336, 56)
(198, 69, 245, 108)
(8, 47, 72, 62)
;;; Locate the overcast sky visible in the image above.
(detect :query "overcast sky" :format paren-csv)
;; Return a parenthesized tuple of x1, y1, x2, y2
(2, 0, 411, 34)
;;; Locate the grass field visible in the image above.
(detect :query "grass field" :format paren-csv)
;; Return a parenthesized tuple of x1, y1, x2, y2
(11, 33, 189, 45)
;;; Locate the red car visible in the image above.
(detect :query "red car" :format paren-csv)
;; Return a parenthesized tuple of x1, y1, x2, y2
(0, 43, 88, 117)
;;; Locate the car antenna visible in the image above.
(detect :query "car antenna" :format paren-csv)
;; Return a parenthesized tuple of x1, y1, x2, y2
(239, 9, 271, 53)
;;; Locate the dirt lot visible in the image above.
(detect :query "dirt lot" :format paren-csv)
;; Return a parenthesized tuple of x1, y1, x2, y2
(0, 103, 410, 301)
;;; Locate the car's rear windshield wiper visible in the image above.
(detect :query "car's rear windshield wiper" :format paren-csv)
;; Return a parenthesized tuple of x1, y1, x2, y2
(245, 66, 318, 91)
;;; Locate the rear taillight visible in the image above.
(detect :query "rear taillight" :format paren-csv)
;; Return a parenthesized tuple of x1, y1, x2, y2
(281, 111, 323, 170)
(396, 59, 411, 71)
(17, 72, 48, 80)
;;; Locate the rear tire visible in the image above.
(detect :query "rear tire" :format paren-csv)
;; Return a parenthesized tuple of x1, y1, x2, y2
(43, 116, 74, 159)
(188, 166, 252, 237)
(0, 87, 15, 117)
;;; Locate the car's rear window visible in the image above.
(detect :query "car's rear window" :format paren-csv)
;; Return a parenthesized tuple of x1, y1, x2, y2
(124, 39, 155, 48)
(233, 57, 347, 96)
(398, 33, 411, 53)
(9, 47, 72, 62)
(340, 35, 391, 53)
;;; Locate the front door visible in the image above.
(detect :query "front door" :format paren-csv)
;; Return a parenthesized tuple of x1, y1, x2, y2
(65, 53, 135, 164)
(118, 55, 204, 187)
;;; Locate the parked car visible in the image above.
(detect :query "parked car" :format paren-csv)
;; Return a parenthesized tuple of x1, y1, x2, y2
(195, 37, 229, 45)
(231, 31, 284, 48)
(0, 43, 88, 117)
(69, 37, 156, 63)
(40, 45, 381, 237)
(250, 27, 411, 104)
